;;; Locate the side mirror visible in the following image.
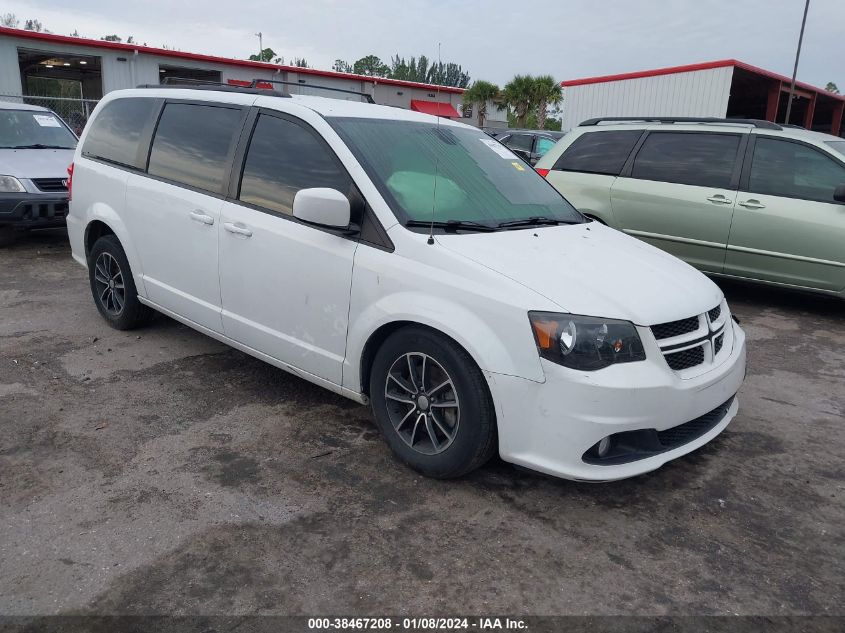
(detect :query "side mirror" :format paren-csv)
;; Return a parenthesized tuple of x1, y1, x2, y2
(834, 184, 845, 204)
(292, 188, 351, 228)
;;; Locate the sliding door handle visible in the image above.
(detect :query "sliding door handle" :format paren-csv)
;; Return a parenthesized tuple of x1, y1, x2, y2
(223, 222, 253, 238)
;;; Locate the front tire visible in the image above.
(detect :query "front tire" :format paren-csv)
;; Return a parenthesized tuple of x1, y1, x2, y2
(369, 327, 497, 478)
(88, 234, 152, 330)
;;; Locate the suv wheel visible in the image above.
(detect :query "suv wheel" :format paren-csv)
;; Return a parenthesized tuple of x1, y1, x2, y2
(88, 235, 152, 330)
(369, 327, 496, 478)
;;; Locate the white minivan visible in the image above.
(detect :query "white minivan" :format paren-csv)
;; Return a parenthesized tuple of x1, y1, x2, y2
(67, 85, 747, 482)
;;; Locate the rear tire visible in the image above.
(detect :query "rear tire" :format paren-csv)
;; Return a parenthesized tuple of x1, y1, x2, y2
(88, 234, 152, 330)
(369, 326, 497, 478)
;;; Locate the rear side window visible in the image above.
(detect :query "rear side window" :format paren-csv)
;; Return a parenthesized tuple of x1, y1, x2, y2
(749, 137, 845, 203)
(148, 103, 242, 194)
(536, 137, 556, 156)
(631, 132, 740, 188)
(553, 130, 642, 175)
(238, 114, 352, 216)
(505, 134, 534, 152)
(82, 98, 157, 169)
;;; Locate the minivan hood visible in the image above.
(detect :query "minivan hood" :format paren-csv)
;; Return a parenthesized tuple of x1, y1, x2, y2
(436, 222, 722, 325)
(0, 148, 75, 179)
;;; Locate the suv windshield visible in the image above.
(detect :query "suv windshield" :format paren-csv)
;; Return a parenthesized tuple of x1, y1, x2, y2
(0, 109, 77, 149)
(826, 140, 845, 159)
(329, 117, 583, 230)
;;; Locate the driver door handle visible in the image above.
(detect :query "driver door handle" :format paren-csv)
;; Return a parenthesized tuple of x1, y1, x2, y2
(738, 199, 766, 210)
(223, 222, 253, 238)
(189, 210, 214, 225)
(706, 194, 733, 204)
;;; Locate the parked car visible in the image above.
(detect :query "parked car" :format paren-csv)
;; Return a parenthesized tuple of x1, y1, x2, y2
(67, 87, 746, 482)
(495, 129, 566, 165)
(0, 102, 76, 243)
(536, 117, 845, 298)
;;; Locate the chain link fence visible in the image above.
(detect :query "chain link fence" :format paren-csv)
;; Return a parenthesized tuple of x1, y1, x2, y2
(0, 95, 99, 136)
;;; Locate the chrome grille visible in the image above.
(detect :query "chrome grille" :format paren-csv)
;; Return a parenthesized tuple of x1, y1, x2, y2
(32, 178, 68, 193)
(651, 316, 699, 340)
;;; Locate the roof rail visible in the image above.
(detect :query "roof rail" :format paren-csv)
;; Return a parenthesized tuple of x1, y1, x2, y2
(250, 79, 375, 104)
(139, 77, 289, 97)
(579, 116, 782, 130)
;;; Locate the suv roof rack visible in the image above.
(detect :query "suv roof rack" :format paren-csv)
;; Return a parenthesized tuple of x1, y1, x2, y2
(138, 77, 290, 97)
(249, 79, 375, 104)
(579, 116, 783, 130)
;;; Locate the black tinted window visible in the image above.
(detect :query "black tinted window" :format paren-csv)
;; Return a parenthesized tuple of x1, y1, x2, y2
(749, 138, 845, 203)
(148, 103, 241, 194)
(632, 132, 740, 188)
(239, 114, 352, 215)
(554, 130, 642, 175)
(506, 134, 534, 152)
(83, 98, 156, 169)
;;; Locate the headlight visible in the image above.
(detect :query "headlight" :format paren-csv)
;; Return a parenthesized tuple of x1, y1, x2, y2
(529, 311, 646, 370)
(0, 175, 25, 193)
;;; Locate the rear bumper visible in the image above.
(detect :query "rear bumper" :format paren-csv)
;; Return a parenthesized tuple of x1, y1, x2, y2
(0, 193, 69, 229)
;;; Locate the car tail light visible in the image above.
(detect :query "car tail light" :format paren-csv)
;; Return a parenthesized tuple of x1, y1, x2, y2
(535, 168, 550, 178)
(66, 163, 74, 201)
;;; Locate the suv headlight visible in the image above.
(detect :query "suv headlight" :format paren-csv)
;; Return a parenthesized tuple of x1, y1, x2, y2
(529, 311, 646, 370)
(0, 175, 25, 193)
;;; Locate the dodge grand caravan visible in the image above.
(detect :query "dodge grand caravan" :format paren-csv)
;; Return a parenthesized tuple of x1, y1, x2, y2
(67, 86, 747, 481)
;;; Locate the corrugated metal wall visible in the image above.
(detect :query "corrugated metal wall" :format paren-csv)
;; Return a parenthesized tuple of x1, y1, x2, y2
(561, 66, 734, 130)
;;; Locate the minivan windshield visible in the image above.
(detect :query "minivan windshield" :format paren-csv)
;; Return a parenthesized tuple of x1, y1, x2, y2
(0, 109, 77, 149)
(329, 117, 583, 230)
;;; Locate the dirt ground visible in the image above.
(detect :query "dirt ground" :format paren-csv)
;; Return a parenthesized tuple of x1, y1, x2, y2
(0, 228, 842, 617)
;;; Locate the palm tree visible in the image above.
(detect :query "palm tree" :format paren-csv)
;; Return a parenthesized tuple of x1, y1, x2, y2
(503, 75, 535, 128)
(533, 75, 562, 131)
(462, 80, 500, 128)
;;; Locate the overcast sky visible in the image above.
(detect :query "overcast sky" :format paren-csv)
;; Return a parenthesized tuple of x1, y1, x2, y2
(5, 0, 844, 89)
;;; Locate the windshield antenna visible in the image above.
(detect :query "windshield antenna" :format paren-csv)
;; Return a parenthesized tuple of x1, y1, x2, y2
(427, 42, 442, 246)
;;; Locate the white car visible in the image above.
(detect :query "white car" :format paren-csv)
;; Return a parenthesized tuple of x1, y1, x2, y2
(67, 85, 747, 482)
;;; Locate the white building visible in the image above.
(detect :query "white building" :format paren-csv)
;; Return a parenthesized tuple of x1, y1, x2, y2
(561, 59, 844, 137)
(0, 26, 507, 127)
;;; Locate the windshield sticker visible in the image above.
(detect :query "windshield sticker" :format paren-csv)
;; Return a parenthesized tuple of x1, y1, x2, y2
(33, 114, 61, 128)
(479, 138, 517, 159)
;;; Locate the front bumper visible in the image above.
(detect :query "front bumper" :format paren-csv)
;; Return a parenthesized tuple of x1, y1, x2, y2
(489, 319, 747, 481)
(0, 193, 69, 229)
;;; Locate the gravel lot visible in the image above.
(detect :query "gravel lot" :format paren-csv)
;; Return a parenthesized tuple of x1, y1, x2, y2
(0, 228, 843, 617)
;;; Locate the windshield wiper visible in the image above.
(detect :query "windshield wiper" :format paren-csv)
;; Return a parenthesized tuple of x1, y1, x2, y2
(497, 216, 577, 229)
(10, 144, 74, 150)
(405, 219, 497, 233)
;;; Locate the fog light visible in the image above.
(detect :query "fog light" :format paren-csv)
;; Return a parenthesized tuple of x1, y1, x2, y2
(597, 437, 611, 457)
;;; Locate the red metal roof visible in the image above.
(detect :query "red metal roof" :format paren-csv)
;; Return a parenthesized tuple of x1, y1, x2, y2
(1, 26, 465, 94)
(410, 99, 461, 117)
(562, 59, 845, 101)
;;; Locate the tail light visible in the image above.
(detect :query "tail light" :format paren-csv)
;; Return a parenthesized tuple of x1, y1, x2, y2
(66, 163, 74, 201)
(535, 168, 550, 178)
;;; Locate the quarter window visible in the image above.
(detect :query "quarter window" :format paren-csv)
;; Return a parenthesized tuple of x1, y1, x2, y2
(82, 98, 157, 169)
(631, 132, 740, 188)
(148, 103, 242, 194)
(553, 130, 642, 176)
(238, 114, 352, 216)
(749, 138, 845, 203)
